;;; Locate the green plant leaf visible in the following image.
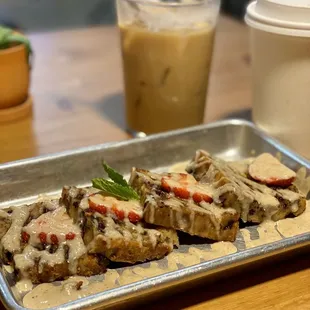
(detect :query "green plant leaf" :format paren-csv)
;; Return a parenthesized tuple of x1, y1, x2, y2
(0, 26, 13, 43)
(102, 161, 129, 187)
(0, 25, 32, 65)
(7, 33, 32, 55)
(92, 178, 140, 201)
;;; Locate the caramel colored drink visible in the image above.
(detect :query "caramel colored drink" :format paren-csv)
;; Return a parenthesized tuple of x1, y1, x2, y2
(117, 0, 220, 134)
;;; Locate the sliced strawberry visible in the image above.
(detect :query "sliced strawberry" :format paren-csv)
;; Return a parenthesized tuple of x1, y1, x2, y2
(21, 231, 30, 243)
(65, 232, 76, 240)
(88, 194, 143, 223)
(161, 175, 212, 203)
(88, 198, 107, 215)
(173, 186, 190, 199)
(192, 192, 213, 204)
(179, 173, 190, 184)
(128, 211, 142, 223)
(161, 176, 191, 199)
(161, 178, 171, 192)
(249, 153, 296, 187)
(260, 177, 295, 187)
(112, 205, 125, 221)
(39, 232, 47, 244)
(50, 234, 59, 245)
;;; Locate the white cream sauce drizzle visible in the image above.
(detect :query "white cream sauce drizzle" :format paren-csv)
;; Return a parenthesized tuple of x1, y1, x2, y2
(15, 279, 33, 293)
(7, 160, 310, 309)
(241, 221, 282, 249)
(87, 215, 160, 252)
(2, 203, 87, 278)
(241, 201, 310, 248)
(228, 158, 255, 175)
(14, 245, 66, 277)
(169, 161, 190, 173)
(1, 206, 30, 254)
(11, 279, 33, 304)
(23, 271, 119, 309)
(294, 167, 310, 196)
(23, 207, 81, 247)
(277, 200, 310, 237)
(132, 262, 167, 277)
(88, 195, 143, 219)
(21, 241, 239, 308)
(188, 150, 305, 222)
(188, 242, 238, 261)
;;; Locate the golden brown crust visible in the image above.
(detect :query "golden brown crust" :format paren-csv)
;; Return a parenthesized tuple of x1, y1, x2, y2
(84, 214, 178, 264)
(143, 200, 239, 242)
(16, 253, 108, 284)
(130, 169, 239, 242)
(21, 261, 70, 284)
(186, 150, 306, 223)
(88, 235, 175, 264)
(61, 186, 178, 265)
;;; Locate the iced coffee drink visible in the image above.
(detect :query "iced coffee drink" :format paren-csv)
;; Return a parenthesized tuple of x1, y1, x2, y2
(117, 0, 220, 134)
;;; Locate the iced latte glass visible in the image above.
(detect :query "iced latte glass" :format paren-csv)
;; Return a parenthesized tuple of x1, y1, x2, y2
(116, 0, 220, 134)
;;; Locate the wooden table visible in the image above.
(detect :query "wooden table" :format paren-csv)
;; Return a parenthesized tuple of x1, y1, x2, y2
(0, 14, 251, 163)
(0, 14, 309, 310)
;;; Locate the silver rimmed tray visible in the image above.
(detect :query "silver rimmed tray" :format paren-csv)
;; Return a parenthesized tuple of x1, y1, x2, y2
(0, 119, 309, 310)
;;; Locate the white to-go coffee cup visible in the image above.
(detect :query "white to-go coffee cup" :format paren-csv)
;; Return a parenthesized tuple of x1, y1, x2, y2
(245, 0, 310, 159)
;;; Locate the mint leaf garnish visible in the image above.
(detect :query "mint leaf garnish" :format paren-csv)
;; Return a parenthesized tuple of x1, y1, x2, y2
(102, 161, 129, 187)
(92, 178, 139, 201)
(91, 162, 140, 201)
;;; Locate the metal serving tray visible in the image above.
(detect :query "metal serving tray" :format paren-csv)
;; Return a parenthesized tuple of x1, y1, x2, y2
(0, 119, 309, 310)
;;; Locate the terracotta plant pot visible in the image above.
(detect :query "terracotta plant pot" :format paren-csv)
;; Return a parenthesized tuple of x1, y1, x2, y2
(0, 44, 30, 109)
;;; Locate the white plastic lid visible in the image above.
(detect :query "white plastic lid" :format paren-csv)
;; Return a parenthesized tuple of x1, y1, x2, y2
(245, 0, 310, 37)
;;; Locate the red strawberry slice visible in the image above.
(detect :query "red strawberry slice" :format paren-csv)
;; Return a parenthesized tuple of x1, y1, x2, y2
(39, 232, 47, 244)
(173, 186, 190, 199)
(249, 153, 296, 187)
(65, 232, 76, 240)
(178, 173, 191, 184)
(161, 174, 213, 204)
(161, 177, 172, 192)
(112, 205, 125, 221)
(88, 195, 143, 224)
(88, 198, 107, 215)
(34, 231, 75, 245)
(192, 192, 213, 204)
(50, 234, 59, 245)
(128, 211, 141, 223)
(21, 231, 30, 243)
(21, 208, 80, 248)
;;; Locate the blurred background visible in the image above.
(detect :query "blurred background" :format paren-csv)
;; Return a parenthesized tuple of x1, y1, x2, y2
(0, 0, 253, 163)
(0, 0, 250, 32)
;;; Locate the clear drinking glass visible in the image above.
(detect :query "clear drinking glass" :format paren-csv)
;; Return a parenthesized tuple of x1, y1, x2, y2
(116, 0, 221, 135)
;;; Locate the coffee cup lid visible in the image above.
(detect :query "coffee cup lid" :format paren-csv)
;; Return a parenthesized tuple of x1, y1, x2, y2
(245, 0, 310, 37)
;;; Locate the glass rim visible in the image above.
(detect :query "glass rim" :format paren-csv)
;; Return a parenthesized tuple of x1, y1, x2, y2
(125, 0, 212, 8)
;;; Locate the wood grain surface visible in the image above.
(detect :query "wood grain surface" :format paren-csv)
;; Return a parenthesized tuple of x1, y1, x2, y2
(145, 253, 310, 310)
(0, 14, 309, 310)
(0, 15, 251, 163)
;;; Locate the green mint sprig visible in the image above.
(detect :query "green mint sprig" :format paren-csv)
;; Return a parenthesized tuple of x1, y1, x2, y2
(102, 161, 129, 187)
(91, 162, 139, 201)
(0, 26, 32, 65)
